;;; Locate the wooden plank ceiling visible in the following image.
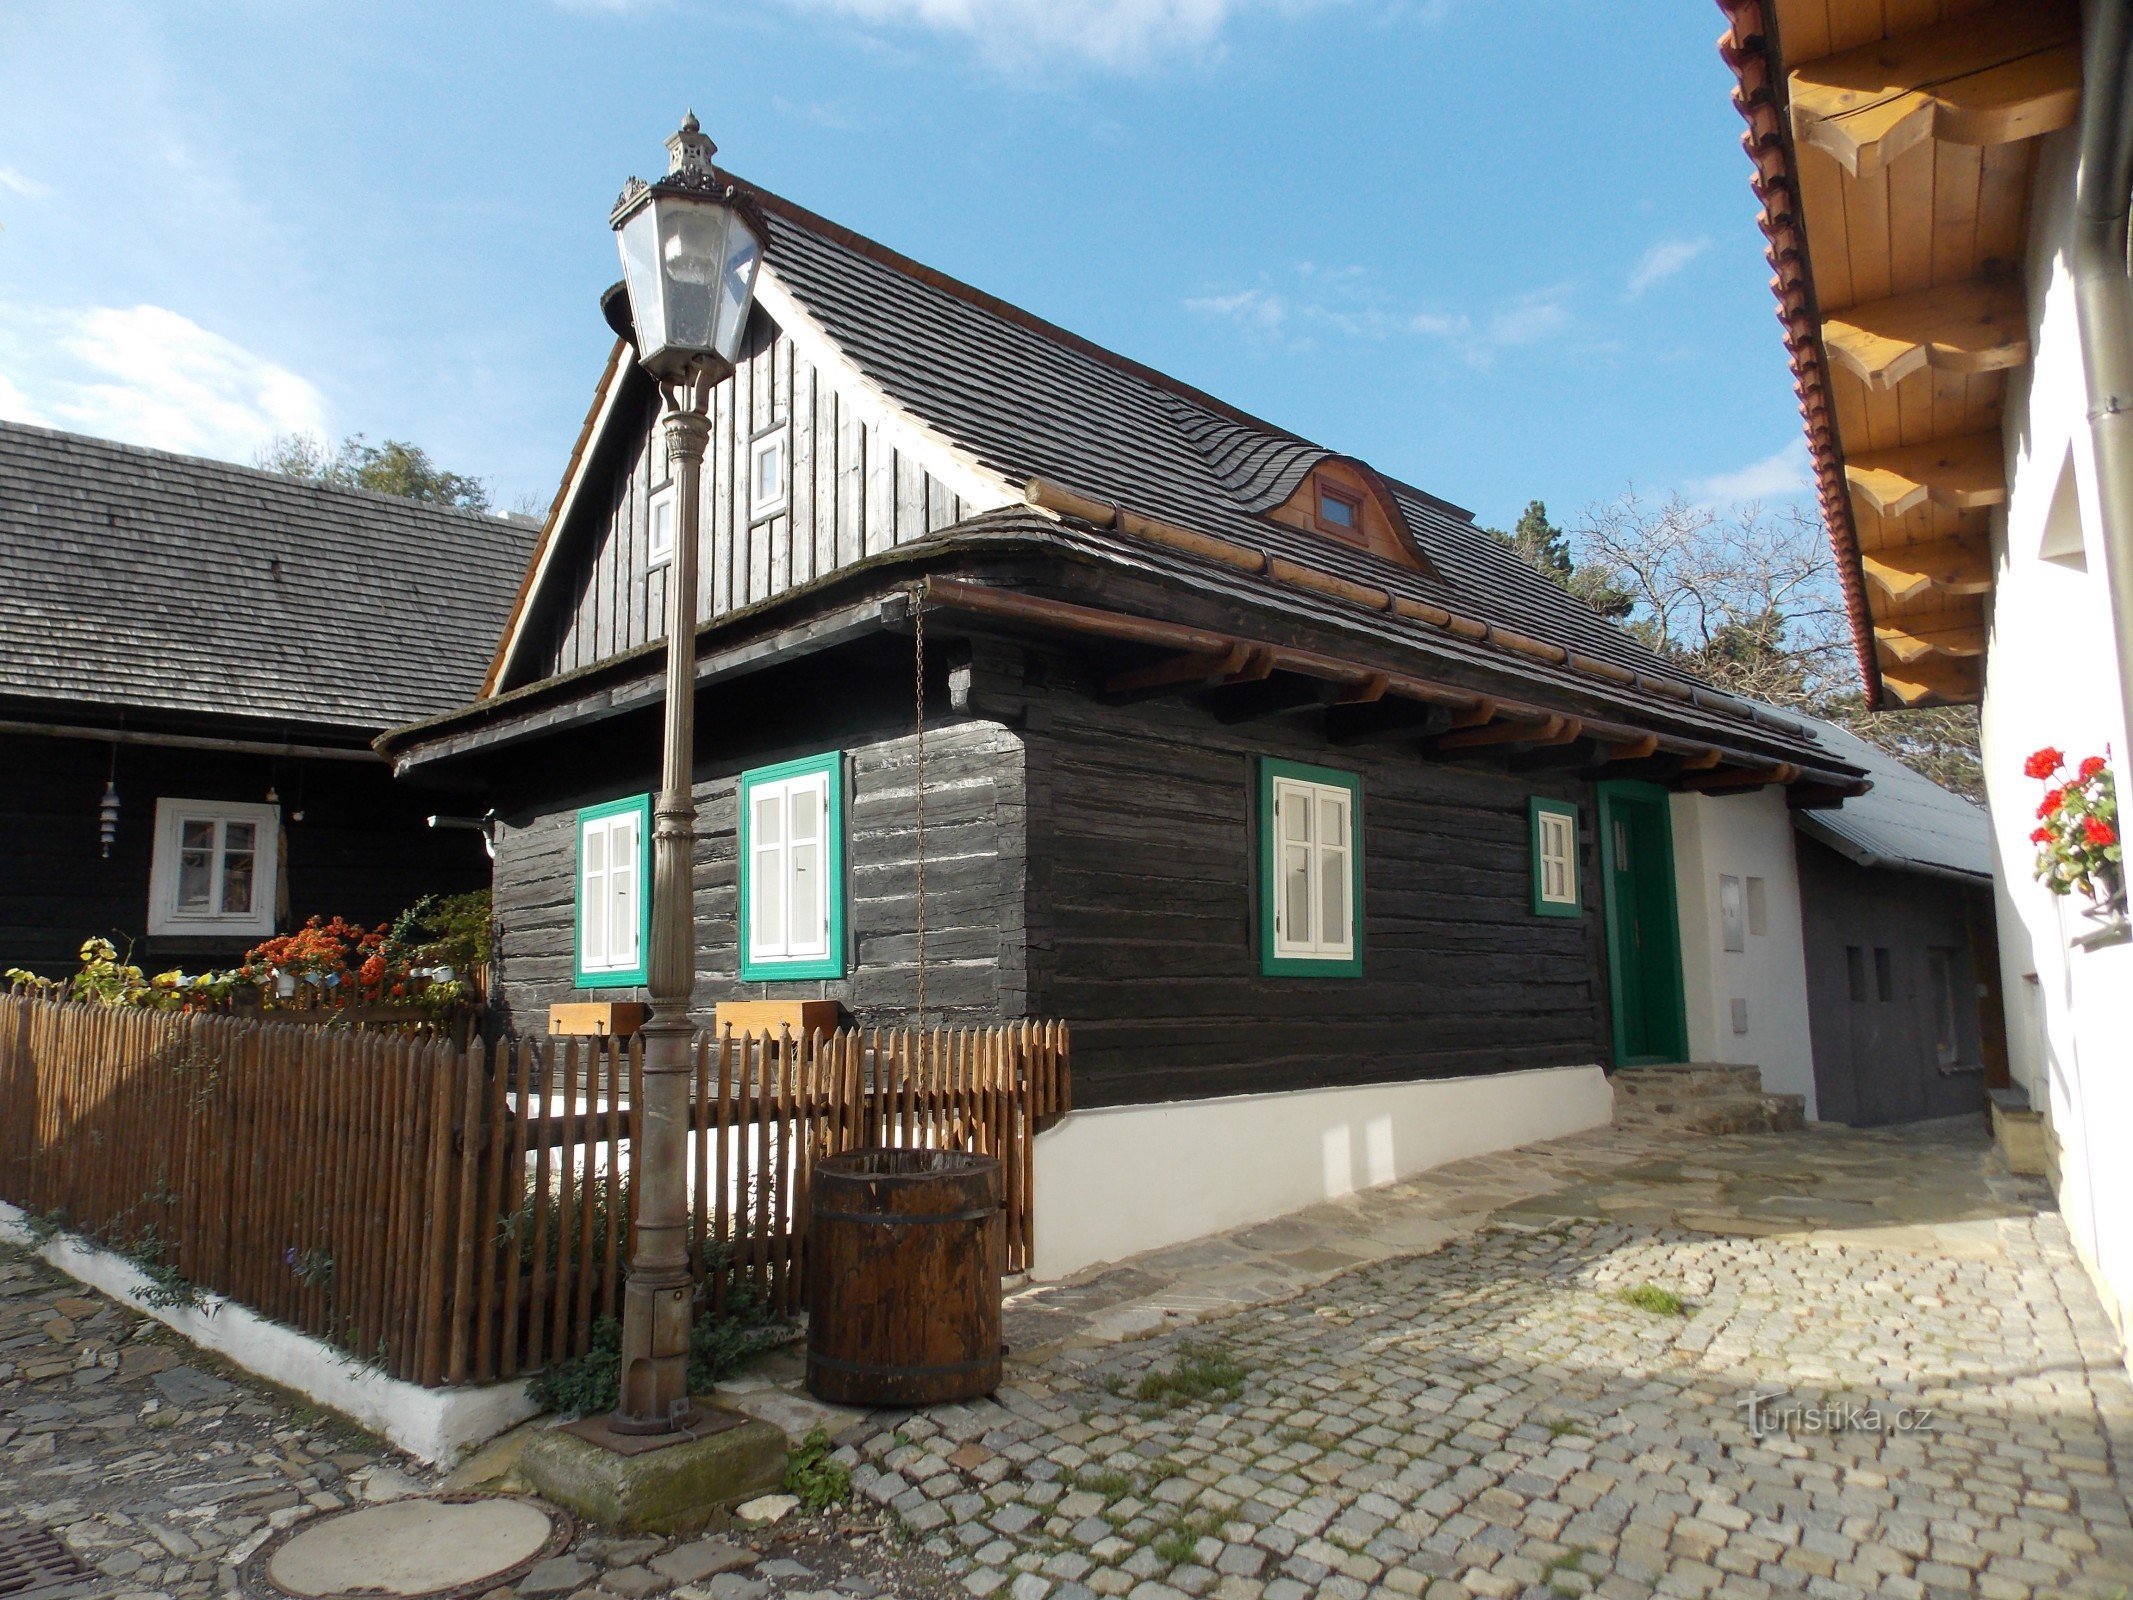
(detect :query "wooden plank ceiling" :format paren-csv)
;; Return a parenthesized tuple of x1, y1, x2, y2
(1759, 0, 2081, 706)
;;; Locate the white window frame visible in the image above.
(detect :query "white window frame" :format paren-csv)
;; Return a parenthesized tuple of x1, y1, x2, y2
(749, 426, 788, 522)
(576, 799, 647, 984)
(1537, 808, 1578, 908)
(1270, 774, 1356, 962)
(743, 764, 835, 970)
(148, 798, 279, 938)
(647, 482, 677, 567)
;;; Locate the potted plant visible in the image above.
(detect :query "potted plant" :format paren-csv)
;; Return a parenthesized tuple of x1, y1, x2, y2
(2025, 747, 2123, 925)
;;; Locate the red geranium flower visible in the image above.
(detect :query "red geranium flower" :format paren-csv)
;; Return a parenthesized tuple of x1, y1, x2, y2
(2039, 788, 2066, 818)
(2030, 826, 2053, 845)
(2026, 747, 2066, 780)
(2084, 817, 2118, 848)
(2080, 755, 2108, 781)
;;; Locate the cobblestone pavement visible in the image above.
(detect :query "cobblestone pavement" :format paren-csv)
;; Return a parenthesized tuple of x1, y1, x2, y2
(6, 1117, 2131, 1600)
(848, 1119, 2133, 1600)
(0, 1244, 955, 1600)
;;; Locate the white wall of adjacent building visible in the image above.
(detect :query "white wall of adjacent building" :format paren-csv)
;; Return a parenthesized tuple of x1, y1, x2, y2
(1986, 125, 2133, 1347)
(1669, 788, 1820, 1117)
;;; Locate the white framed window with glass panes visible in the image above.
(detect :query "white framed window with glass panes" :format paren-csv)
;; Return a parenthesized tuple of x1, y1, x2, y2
(749, 424, 788, 521)
(1271, 773, 1355, 961)
(647, 478, 677, 567)
(149, 798, 279, 937)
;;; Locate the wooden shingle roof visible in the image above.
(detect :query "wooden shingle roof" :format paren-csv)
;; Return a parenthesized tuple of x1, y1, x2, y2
(0, 420, 537, 732)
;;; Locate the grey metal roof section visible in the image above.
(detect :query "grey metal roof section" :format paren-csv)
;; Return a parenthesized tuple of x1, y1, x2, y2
(1795, 719, 1993, 881)
(0, 419, 537, 731)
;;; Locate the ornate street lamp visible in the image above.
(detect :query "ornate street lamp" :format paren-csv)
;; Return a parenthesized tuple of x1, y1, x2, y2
(604, 114, 767, 1438)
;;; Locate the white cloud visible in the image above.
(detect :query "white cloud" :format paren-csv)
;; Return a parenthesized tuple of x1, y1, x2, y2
(0, 166, 49, 200)
(1188, 267, 1582, 368)
(1687, 439, 1813, 504)
(773, 0, 1337, 69)
(1625, 236, 1710, 299)
(0, 299, 329, 462)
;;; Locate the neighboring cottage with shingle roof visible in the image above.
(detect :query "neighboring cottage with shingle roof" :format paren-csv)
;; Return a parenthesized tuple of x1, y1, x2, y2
(0, 420, 532, 732)
(0, 420, 536, 973)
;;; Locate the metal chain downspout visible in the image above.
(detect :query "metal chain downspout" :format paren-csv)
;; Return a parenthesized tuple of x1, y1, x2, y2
(913, 588, 927, 1030)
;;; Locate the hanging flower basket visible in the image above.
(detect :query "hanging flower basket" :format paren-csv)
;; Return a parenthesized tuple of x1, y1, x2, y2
(2025, 747, 2123, 922)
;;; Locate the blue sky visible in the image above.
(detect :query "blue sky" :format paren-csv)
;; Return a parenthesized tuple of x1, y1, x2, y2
(0, 0, 1810, 532)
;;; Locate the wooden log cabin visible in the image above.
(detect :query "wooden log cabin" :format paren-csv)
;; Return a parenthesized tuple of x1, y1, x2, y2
(379, 175, 1872, 1274)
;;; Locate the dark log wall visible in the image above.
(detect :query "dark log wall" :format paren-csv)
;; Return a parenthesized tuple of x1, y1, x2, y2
(1, 732, 491, 974)
(535, 317, 972, 681)
(484, 646, 1027, 1037)
(991, 649, 1613, 1108)
(1797, 837, 1991, 1127)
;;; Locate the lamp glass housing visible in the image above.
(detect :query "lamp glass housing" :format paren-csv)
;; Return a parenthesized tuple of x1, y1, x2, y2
(615, 194, 763, 378)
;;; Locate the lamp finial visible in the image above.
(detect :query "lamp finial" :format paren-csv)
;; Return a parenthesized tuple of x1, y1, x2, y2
(666, 113, 716, 178)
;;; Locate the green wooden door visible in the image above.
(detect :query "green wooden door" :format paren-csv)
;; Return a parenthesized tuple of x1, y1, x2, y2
(1597, 781, 1689, 1065)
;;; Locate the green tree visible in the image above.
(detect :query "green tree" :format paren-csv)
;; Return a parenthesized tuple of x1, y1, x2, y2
(257, 432, 491, 512)
(1488, 499, 1636, 620)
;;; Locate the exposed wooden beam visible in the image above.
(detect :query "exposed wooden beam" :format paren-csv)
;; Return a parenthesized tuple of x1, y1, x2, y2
(1875, 619, 1986, 664)
(1789, 1, 2081, 179)
(1881, 655, 1984, 707)
(1822, 276, 2029, 391)
(1604, 734, 1661, 762)
(1436, 714, 1576, 751)
(1678, 748, 1724, 771)
(1202, 676, 1336, 725)
(1104, 643, 1254, 697)
(1336, 673, 1391, 705)
(1682, 763, 1800, 794)
(1846, 433, 2005, 517)
(1446, 698, 1498, 729)
(1859, 535, 1994, 604)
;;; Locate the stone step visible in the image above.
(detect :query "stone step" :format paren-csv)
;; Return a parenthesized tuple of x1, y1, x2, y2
(1610, 1065, 1805, 1136)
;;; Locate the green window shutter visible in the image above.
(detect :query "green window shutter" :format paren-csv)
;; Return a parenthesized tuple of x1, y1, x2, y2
(1258, 757, 1365, 978)
(1530, 798, 1583, 918)
(738, 751, 849, 982)
(575, 793, 651, 989)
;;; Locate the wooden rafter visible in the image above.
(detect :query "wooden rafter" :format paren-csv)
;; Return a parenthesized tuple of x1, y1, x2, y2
(1104, 643, 1254, 696)
(1789, 0, 2081, 178)
(1822, 276, 2029, 391)
(1858, 535, 1994, 605)
(1874, 619, 1986, 664)
(1881, 654, 1985, 708)
(1846, 434, 2006, 518)
(1435, 714, 1581, 752)
(1682, 763, 1800, 794)
(1603, 734, 1660, 763)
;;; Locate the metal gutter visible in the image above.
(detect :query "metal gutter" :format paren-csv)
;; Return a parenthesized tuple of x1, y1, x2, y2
(2070, 0, 2133, 751)
(1794, 813, 1995, 885)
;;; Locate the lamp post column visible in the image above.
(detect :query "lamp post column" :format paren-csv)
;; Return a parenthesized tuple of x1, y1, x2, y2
(615, 371, 713, 1432)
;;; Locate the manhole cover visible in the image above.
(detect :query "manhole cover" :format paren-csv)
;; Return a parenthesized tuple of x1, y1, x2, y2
(0, 1522, 98, 1599)
(244, 1494, 572, 1600)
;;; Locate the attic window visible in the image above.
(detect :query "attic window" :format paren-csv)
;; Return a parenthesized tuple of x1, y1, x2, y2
(1316, 487, 1361, 536)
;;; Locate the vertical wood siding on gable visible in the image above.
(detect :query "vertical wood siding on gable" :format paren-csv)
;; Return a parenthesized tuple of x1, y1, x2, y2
(538, 325, 971, 681)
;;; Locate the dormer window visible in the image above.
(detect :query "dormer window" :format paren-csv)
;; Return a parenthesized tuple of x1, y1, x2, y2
(1316, 486, 1362, 538)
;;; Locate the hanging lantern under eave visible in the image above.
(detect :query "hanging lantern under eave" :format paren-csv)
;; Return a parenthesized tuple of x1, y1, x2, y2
(610, 113, 768, 382)
(98, 780, 120, 859)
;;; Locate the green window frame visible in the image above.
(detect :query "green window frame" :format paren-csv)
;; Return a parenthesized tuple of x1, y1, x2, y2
(738, 751, 848, 982)
(1530, 798, 1582, 918)
(1258, 757, 1365, 978)
(575, 793, 651, 989)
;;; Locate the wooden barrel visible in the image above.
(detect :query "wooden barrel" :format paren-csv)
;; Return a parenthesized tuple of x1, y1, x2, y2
(806, 1149, 1003, 1406)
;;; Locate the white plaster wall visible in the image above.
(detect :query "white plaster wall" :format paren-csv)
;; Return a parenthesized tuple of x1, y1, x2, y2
(1983, 124, 2133, 1345)
(1666, 789, 1818, 1113)
(1029, 1063, 1613, 1281)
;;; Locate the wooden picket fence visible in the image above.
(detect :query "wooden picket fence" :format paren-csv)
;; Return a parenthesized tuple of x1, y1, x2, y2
(0, 990, 1068, 1388)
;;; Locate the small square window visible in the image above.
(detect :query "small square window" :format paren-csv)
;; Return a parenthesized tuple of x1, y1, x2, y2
(750, 428, 788, 520)
(647, 484, 677, 566)
(150, 798, 279, 937)
(1316, 486, 1362, 537)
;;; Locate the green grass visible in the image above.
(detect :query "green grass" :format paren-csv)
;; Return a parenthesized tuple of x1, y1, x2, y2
(1617, 1284, 1689, 1317)
(1134, 1341, 1247, 1409)
(1544, 1545, 1597, 1595)
(1151, 1506, 1224, 1566)
(1069, 1464, 1139, 1498)
(785, 1425, 852, 1511)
